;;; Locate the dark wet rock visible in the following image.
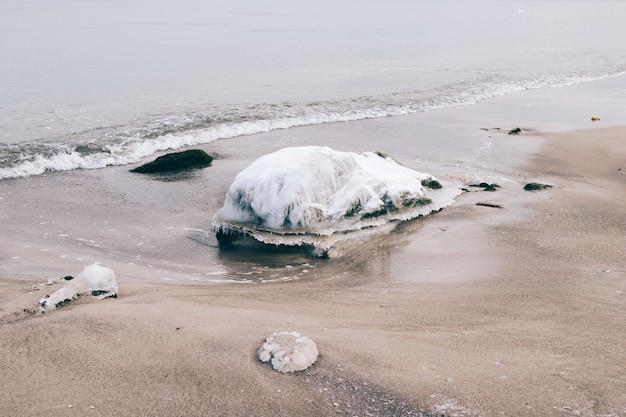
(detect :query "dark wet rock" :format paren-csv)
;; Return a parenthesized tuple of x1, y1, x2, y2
(470, 182, 500, 192)
(55, 297, 74, 308)
(63, 276, 74, 281)
(508, 127, 522, 135)
(91, 290, 117, 298)
(476, 201, 503, 208)
(524, 182, 552, 191)
(421, 179, 443, 189)
(130, 149, 213, 174)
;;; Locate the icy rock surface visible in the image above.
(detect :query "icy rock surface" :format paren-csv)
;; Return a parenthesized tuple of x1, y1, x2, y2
(212, 146, 459, 253)
(258, 331, 319, 373)
(39, 264, 118, 311)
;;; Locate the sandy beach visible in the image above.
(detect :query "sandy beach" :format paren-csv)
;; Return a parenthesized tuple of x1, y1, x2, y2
(1, 81, 626, 416)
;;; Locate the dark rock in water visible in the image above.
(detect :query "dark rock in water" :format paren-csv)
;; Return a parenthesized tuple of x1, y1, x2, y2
(524, 182, 552, 191)
(470, 182, 500, 192)
(215, 229, 238, 245)
(131, 149, 212, 174)
(508, 127, 522, 135)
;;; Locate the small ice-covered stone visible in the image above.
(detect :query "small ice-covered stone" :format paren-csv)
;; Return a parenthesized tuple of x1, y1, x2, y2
(258, 331, 318, 373)
(38, 264, 118, 311)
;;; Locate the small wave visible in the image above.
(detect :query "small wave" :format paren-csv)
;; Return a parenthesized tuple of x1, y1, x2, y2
(1, 69, 623, 180)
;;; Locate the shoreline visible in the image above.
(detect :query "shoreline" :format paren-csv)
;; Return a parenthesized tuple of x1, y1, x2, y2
(1, 77, 625, 416)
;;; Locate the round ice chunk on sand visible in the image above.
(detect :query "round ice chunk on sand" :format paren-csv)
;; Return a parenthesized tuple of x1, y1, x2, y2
(258, 331, 319, 373)
(74, 264, 118, 297)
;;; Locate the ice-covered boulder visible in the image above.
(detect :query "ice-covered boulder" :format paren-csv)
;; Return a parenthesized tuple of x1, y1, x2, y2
(258, 331, 319, 373)
(38, 264, 118, 311)
(212, 146, 459, 255)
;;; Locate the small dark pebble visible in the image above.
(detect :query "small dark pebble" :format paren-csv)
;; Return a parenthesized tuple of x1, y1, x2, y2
(524, 182, 552, 191)
(63, 276, 74, 281)
(470, 182, 500, 192)
(508, 127, 522, 135)
(55, 298, 73, 308)
(91, 290, 117, 298)
(476, 201, 503, 208)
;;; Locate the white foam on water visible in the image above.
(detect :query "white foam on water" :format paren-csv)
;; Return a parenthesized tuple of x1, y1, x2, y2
(1, 71, 622, 180)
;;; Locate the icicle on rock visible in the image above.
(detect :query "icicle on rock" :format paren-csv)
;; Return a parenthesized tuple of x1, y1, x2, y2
(38, 264, 118, 311)
(258, 331, 319, 373)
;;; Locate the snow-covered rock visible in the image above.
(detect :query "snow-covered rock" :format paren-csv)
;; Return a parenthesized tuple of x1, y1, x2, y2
(38, 264, 118, 311)
(213, 146, 459, 255)
(258, 331, 319, 373)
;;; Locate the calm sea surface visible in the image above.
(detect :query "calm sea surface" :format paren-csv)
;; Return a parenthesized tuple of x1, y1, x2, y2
(1, 0, 625, 178)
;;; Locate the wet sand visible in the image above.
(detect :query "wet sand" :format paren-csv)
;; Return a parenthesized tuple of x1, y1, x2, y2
(1, 89, 626, 415)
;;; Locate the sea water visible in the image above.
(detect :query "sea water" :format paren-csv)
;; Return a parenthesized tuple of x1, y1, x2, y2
(1, 0, 626, 179)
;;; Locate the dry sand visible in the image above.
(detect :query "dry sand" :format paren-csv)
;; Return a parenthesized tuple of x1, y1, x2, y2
(1, 122, 625, 416)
